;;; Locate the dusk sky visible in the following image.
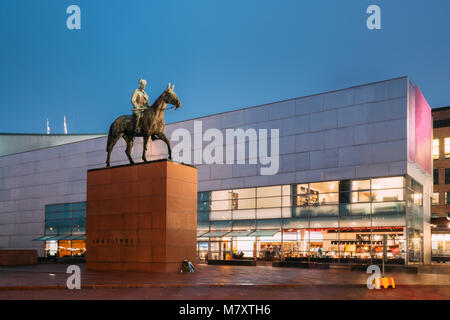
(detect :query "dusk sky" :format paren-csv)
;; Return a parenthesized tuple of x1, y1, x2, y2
(1, 0, 450, 134)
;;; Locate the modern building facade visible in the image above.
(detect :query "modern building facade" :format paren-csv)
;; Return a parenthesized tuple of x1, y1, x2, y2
(0, 77, 433, 265)
(431, 106, 450, 261)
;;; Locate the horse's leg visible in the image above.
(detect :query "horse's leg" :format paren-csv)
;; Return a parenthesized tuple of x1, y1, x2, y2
(124, 136, 135, 165)
(158, 132, 172, 160)
(106, 133, 123, 167)
(142, 135, 149, 162)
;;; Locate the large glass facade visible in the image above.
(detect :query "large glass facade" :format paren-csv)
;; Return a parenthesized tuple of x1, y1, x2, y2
(34, 202, 87, 258)
(406, 177, 424, 263)
(432, 234, 450, 258)
(197, 175, 422, 265)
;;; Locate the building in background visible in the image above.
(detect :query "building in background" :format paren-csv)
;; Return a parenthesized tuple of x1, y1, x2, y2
(431, 106, 450, 262)
(0, 77, 433, 265)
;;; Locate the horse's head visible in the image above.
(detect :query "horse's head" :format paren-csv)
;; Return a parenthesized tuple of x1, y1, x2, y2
(163, 83, 181, 109)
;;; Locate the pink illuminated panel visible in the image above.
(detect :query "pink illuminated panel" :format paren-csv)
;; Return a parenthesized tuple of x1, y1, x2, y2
(413, 86, 432, 174)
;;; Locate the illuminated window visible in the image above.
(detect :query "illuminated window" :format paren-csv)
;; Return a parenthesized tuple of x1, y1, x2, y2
(295, 184, 309, 206)
(211, 190, 231, 201)
(210, 200, 230, 211)
(371, 189, 404, 202)
(235, 198, 255, 210)
(371, 177, 404, 189)
(352, 191, 371, 203)
(309, 181, 339, 205)
(233, 188, 256, 199)
(445, 192, 450, 205)
(445, 138, 450, 159)
(257, 197, 282, 208)
(257, 186, 281, 197)
(432, 193, 439, 206)
(352, 179, 370, 191)
(310, 181, 339, 193)
(433, 139, 439, 160)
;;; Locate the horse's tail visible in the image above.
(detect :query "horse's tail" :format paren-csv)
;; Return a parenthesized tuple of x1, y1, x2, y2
(106, 122, 114, 152)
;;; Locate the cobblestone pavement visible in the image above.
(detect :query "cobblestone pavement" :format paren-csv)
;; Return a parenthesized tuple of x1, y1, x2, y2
(0, 264, 448, 300)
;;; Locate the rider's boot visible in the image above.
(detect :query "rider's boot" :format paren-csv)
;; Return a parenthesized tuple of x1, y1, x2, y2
(134, 116, 140, 136)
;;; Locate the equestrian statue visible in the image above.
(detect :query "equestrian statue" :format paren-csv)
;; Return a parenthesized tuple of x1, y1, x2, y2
(106, 79, 181, 167)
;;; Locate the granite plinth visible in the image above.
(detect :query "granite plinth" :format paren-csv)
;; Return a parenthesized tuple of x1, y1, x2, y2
(86, 160, 197, 273)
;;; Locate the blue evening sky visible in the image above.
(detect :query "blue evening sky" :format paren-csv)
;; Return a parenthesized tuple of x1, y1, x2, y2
(1, 0, 449, 134)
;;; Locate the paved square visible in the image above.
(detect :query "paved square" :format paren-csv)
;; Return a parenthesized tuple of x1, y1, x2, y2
(0, 264, 449, 300)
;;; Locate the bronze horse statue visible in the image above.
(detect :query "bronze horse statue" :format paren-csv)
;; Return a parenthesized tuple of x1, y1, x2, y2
(106, 83, 181, 167)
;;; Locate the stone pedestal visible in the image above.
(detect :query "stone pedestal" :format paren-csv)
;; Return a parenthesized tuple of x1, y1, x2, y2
(86, 159, 197, 272)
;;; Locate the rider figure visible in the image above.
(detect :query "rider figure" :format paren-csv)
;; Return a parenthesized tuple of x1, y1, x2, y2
(131, 79, 150, 135)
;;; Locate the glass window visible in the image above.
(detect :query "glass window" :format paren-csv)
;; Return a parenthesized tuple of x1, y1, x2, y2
(432, 193, 439, 206)
(209, 210, 231, 221)
(434, 169, 439, 185)
(198, 192, 210, 201)
(59, 211, 71, 220)
(72, 211, 85, 219)
(371, 177, 404, 190)
(431, 213, 440, 219)
(257, 197, 282, 208)
(71, 202, 86, 211)
(295, 194, 308, 206)
(282, 196, 291, 207)
(310, 181, 339, 193)
(210, 200, 230, 211)
(197, 211, 209, 222)
(352, 179, 370, 191)
(372, 189, 404, 202)
(257, 186, 281, 197)
(311, 192, 339, 205)
(257, 208, 282, 219)
(350, 203, 371, 215)
(339, 180, 351, 204)
(445, 169, 450, 184)
(295, 184, 309, 195)
(232, 210, 256, 220)
(282, 185, 291, 196)
(433, 139, 439, 160)
(412, 191, 423, 206)
(59, 219, 72, 227)
(445, 138, 450, 159)
(445, 192, 450, 205)
(211, 190, 231, 201)
(198, 201, 210, 212)
(45, 212, 58, 220)
(235, 198, 255, 210)
(46, 205, 59, 213)
(232, 188, 255, 199)
(352, 191, 371, 203)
